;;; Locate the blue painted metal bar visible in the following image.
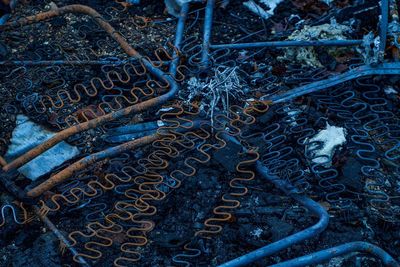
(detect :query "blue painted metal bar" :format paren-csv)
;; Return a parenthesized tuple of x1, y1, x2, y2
(0, 14, 10, 25)
(218, 134, 329, 267)
(379, 0, 390, 55)
(269, 63, 400, 104)
(0, 59, 135, 66)
(200, 0, 215, 69)
(210, 39, 363, 50)
(270, 242, 399, 267)
(103, 129, 158, 143)
(169, 2, 189, 75)
(106, 121, 161, 135)
(0, 0, 18, 25)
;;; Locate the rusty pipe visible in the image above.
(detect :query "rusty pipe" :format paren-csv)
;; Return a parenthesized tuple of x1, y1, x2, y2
(0, 156, 6, 167)
(1, 4, 140, 57)
(27, 134, 159, 198)
(1, 4, 180, 172)
(26, 119, 204, 198)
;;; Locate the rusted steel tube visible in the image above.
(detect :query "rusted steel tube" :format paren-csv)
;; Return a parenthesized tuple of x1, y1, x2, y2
(270, 242, 399, 267)
(1, 5, 140, 57)
(0, 156, 6, 167)
(27, 134, 158, 198)
(1, 4, 180, 172)
(27, 120, 204, 198)
(27, 120, 207, 197)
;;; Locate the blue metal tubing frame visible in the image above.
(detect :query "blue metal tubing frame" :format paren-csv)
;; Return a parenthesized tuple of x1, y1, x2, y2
(218, 134, 329, 267)
(269, 62, 400, 103)
(0, 0, 18, 25)
(270, 241, 399, 267)
(201, 0, 389, 62)
(379, 0, 390, 54)
(170, 3, 190, 74)
(200, 0, 215, 69)
(209, 39, 363, 49)
(0, 4, 189, 68)
(0, 59, 134, 66)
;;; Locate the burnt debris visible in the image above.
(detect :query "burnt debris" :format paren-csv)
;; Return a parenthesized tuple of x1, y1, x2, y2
(0, 0, 399, 267)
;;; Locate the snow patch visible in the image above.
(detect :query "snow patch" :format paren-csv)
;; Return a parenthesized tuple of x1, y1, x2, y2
(250, 228, 263, 238)
(5, 115, 80, 180)
(306, 123, 347, 166)
(384, 86, 398, 95)
(243, 0, 283, 20)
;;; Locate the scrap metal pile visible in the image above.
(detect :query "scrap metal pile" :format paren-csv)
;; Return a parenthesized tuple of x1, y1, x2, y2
(0, 0, 399, 266)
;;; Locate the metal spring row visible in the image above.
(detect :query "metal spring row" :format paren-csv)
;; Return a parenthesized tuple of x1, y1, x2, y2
(55, 101, 267, 265)
(0, 201, 32, 227)
(311, 80, 400, 222)
(170, 104, 271, 266)
(16, 46, 182, 129)
(37, 102, 197, 213)
(172, 150, 261, 267)
(3, 1, 147, 61)
(65, 109, 208, 265)
(289, 101, 354, 210)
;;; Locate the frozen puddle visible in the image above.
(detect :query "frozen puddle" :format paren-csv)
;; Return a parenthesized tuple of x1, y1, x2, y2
(5, 115, 80, 181)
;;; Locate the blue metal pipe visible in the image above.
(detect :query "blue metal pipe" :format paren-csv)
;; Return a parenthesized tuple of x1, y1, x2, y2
(379, 0, 389, 55)
(103, 130, 158, 143)
(169, 3, 189, 75)
(218, 134, 329, 267)
(210, 39, 363, 50)
(269, 63, 400, 104)
(269, 242, 399, 267)
(0, 0, 18, 25)
(0, 59, 136, 66)
(200, 0, 215, 69)
(0, 14, 10, 25)
(106, 120, 161, 135)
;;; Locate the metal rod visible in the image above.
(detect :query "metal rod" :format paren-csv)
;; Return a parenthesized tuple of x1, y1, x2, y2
(270, 242, 399, 267)
(269, 63, 400, 104)
(210, 39, 363, 50)
(200, 0, 215, 69)
(380, 0, 390, 55)
(0, 0, 18, 25)
(0, 59, 134, 66)
(218, 134, 329, 267)
(27, 134, 158, 198)
(33, 206, 91, 267)
(169, 3, 189, 75)
(27, 120, 203, 198)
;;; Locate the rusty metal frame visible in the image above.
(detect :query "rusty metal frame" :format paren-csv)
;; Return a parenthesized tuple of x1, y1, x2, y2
(0, 5, 182, 175)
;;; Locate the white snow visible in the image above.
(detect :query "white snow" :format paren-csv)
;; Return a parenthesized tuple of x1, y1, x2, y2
(306, 123, 347, 166)
(250, 228, 263, 238)
(243, 0, 283, 20)
(384, 86, 398, 95)
(259, 0, 284, 15)
(243, 1, 272, 20)
(5, 115, 80, 180)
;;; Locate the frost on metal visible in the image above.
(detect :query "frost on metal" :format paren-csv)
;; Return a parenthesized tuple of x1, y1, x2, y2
(305, 123, 347, 166)
(280, 19, 352, 67)
(243, 0, 284, 20)
(5, 115, 80, 180)
(357, 32, 382, 65)
(182, 66, 246, 123)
